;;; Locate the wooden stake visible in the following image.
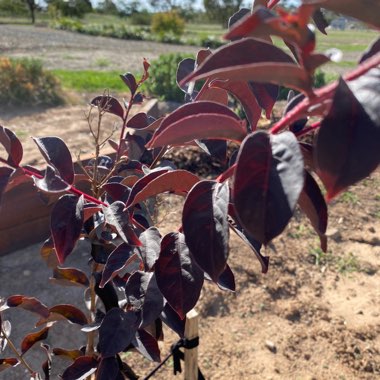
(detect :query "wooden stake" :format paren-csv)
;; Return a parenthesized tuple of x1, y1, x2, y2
(184, 309, 199, 380)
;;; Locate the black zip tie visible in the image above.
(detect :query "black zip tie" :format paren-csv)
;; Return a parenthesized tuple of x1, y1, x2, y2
(143, 337, 205, 380)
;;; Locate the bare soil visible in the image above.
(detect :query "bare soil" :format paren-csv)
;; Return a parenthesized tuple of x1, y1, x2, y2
(0, 25, 379, 380)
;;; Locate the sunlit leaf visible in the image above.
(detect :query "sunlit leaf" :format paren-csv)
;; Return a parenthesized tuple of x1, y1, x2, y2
(138, 227, 162, 271)
(91, 95, 124, 120)
(182, 180, 229, 282)
(120, 72, 137, 94)
(61, 356, 98, 380)
(21, 327, 49, 355)
(1, 296, 49, 318)
(0, 126, 23, 167)
(132, 329, 161, 362)
(0, 358, 19, 373)
(33, 165, 70, 194)
(53, 348, 84, 361)
(50, 267, 89, 288)
(49, 305, 87, 325)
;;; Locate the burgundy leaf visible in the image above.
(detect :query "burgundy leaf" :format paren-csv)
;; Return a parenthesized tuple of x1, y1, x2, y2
(0, 167, 14, 204)
(181, 38, 312, 94)
(94, 273, 120, 312)
(99, 308, 139, 357)
(21, 327, 49, 355)
(49, 304, 88, 325)
(160, 303, 185, 338)
(125, 271, 164, 327)
(182, 180, 229, 282)
(120, 73, 137, 94)
(4, 167, 32, 193)
(126, 170, 199, 208)
(40, 237, 59, 269)
(311, 8, 328, 34)
(102, 182, 130, 203)
(83, 203, 102, 222)
(96, 357, 119, 380)
(51, 194, 84, 265)
(50, 267, 90, 288)
(217, 264, 236, 292)
(33, 137, 74, 184)
(103, 201, 142, 246)
(91, 95, 124, 120)
(228, 8, 251, 30)
(126, 112, 151, 130)
(359, 37, 380, 64)
(234, 131, 304, 244)
(298, 171, 328, 252)
(61, 356, 98, 380)
(33, 165, 70, 194)
(315, 76, 380, 200)
(176, 58, 195, 93)
(155, 232, 204, 319)
(53, 348, 83, 361)
(302, 0, 380, 29)
(198, 139, 228, 163)
(196, 86, 229, 105)
(2, 296, 49, 318)
(210, 80, 261, 129)
(0, 358, 19, 372)
(0, 126, 23, 167)
(100, 243, 139, 288)
(132, 329, 161, 362)
(138, 227, 162, 271)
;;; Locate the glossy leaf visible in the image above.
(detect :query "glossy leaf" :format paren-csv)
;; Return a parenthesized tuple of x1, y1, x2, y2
(315, 76, 380, 200)
(0, 126, 23, 167)
(155, 232, 204, 319)
(0, 167, 14, 204)
(217, 264, 236, 292)
(40, 237, 59, 269)
(126, 112, 152, 130)
(91, 95, 124, 120)
(302, 0, 380, 29)
(33, 165, 70, 193)
(33, 137, 74, 184)
(61, 356, 98, 380)
(49, 304, 88, 325)
(100, 243, 139, 288)
(182, 180, 229, 282)
(120, 73, 137, 94)
(2, 296, 49, 318)
(181, 38, 312, 94)
(102, 182, 130, 203)
(312, 8, 328, 34)
(126, 170, 199, 208)
(50, 267, 89, 288)
(138, 227, 162, 271)
(234, 131, 304, 244)
(21, 327, 49, 355)
(96, 357, 119, 380)
(103, 201, 142, 246)
(160, 303, 185, 338)
(98, 308, 139, 357)
(53, 348, 84, 361)
(51, 195, 84, 265)
(132, 329, 161, 362)
(298, 171, 328, 252)
(125, 271, 164, 327)
(0, 358, 19, 372)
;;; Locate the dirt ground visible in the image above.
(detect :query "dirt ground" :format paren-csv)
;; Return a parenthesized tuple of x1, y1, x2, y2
(0, 25, 379, 380)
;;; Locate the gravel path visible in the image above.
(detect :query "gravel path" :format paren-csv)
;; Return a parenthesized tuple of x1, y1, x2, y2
(0, 24, 199, 72)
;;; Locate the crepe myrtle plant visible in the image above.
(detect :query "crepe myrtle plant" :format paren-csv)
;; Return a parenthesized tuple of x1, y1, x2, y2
(1, 0, 380, 378)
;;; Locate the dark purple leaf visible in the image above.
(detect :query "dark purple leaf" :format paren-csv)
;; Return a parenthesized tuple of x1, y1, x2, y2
(61, 356, 98, 380)
(312, 8, 328, 34)
(161, 303, 185, 338)
(298, 171, 328, 252)
(33, 137, 74, 184)
(283, 92, 308, 133)
(99, 308, 139, 357)
(50, 267, 89, 288)
(125, 271, 164, 327)
(102, 182, 130, 203)
(21, 327, 49, 355)
(91, 95, 124, 120)
(51, 194, 84, 265)
(94, 272, 119, 312)
(126, 112, 151, 130)
(138, 227, 162, 271)
(96, 357, 119, 380)
(228, 8, 250, 30)
(0, 167, 14, 204)
(132, 329, 161, 362)
(49, 304, 87, 325)
(100, 243, 141, 288)
(359, 37, 380, 63)
(2, 296, 49, 318)
(120, 73, 137, 94)
(103, 201, 142, 246)
(0, 358, 19, 372)
(315, 75, 380, 200)
(177, 58, 195, 93)
(181, 38, 312, 94)
(182, 180, 229, 282)
(234, 130, 304, 244)
(155, 232, 204, 319)
(52, 348, 83, 361)
(302, 0, 380, 29)
(217, 264, 235, 292)
(198, 139, 228, 163)
(33, 165, 70, 193)
(0, 126, 23, 167)
(249, 82, 279, 119)
(126, 170, 199, 208)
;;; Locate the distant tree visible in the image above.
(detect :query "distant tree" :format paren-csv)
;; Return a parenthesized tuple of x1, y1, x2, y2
(149, 0, 193, 12)
(25, 0, 37, 23)
(97, 0, 118, 15)
(0, 0, 28, 17)
(46, 0, 92, 18)
(204, 0, 243, 25)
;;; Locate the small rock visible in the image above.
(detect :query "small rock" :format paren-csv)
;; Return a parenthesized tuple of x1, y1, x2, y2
(326, 228, 342, 241)
(265, 340, 277, 353)
(304, 353, 311, 360)
(368, 226, 375, 233)
(357, 310, 364, 315)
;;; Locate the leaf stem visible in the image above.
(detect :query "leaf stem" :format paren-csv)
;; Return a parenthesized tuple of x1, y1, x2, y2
(116, 95, 135, 162)
(0, 326, 34, 375)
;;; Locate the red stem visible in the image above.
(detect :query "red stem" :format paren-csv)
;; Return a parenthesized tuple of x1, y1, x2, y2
(216, 163, 236, 183)
(294, 121, 321, 138)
